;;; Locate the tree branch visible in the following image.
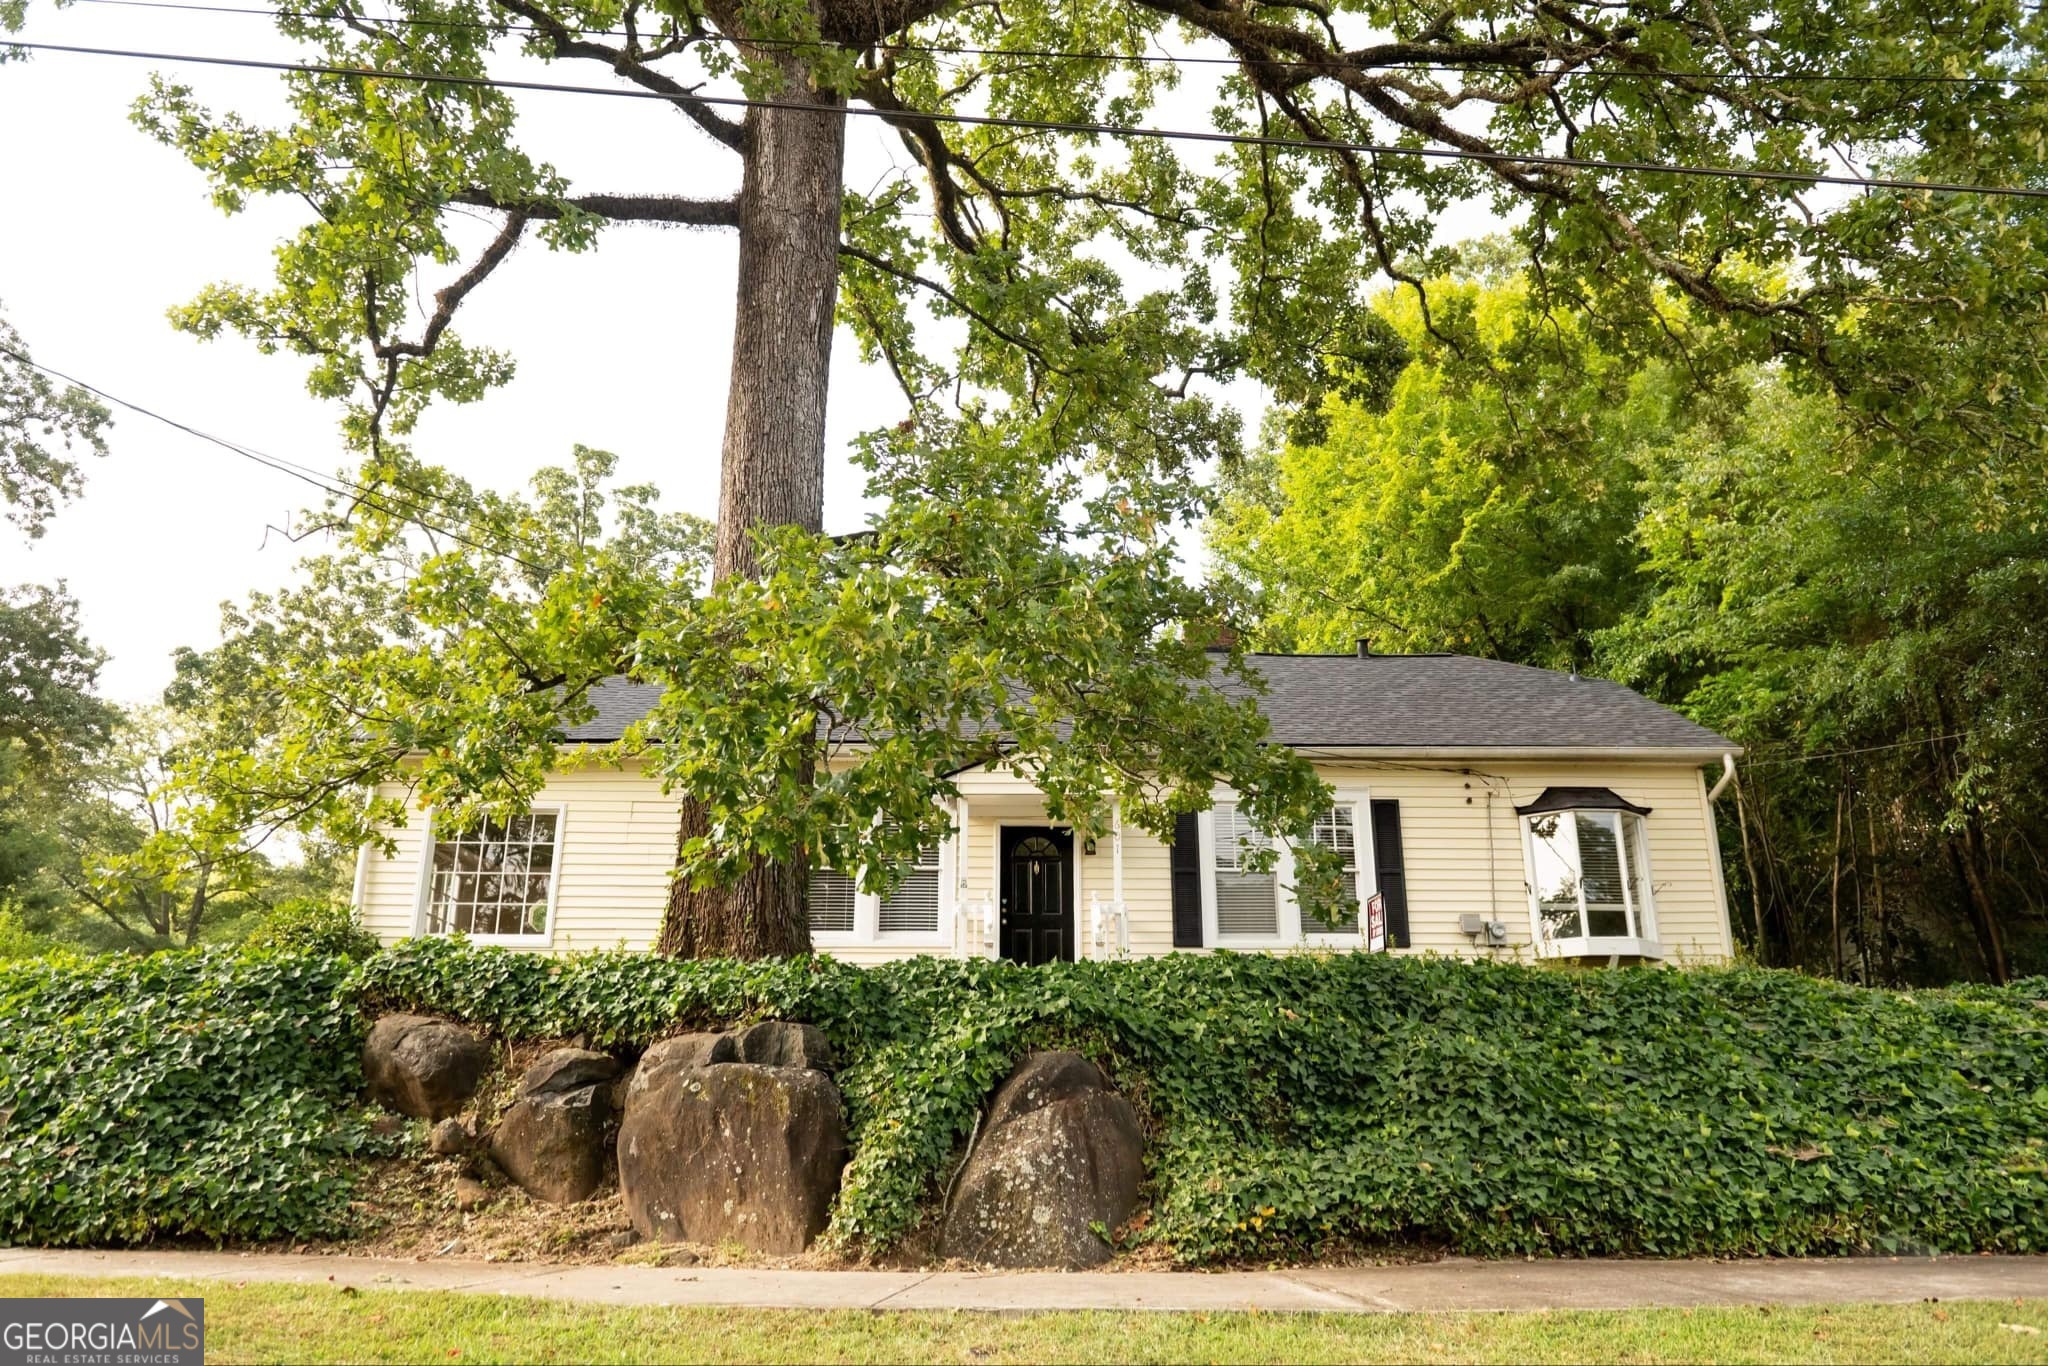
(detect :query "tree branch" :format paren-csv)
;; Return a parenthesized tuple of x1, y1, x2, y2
(491, 0, 745, 152)
(451, 188, 740, 228)
(373, 209, 528, 361)
(838, 242, 1071, 376)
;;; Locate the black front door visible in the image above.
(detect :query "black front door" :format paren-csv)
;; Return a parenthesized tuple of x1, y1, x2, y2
(1000, 826, 1074, 965)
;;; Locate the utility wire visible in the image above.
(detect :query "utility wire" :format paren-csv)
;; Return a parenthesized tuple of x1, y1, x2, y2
(0, 343, 550, 571)
(1743, 731, 1992, 767)
(13, 38, 2048, 200)
(62, 0, 2048, 89)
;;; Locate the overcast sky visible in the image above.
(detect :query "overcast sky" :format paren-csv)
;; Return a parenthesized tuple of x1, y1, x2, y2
(0, 5, 1493, 703)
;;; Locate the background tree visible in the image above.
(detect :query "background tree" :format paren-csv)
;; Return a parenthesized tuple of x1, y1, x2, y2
(1216, 267, 2048, 984)
(1213, 270, 1681, 672)
(0, 305, 110, 538)
(0, 582, 120, 766)
(0, 581, 123, 938)
(0, 702, 351, 954)
(12, 0, 2048, 955)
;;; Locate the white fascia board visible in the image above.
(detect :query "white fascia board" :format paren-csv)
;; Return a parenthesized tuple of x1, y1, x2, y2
(551, 740, 1744, 764)
(1291, 745, 1744, 763)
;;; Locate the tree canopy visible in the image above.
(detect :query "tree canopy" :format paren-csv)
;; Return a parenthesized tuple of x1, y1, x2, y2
(1213, 268, 2048, 983)
(10, 0, 2048, 958)
(0, 307, 109, 538)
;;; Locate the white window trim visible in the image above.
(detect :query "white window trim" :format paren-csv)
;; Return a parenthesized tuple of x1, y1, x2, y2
(810, 818, 959, 950)
(411, 803, 567, 949)
(1519, 807, 1663, 961)
(1199, 786, 1376, 949)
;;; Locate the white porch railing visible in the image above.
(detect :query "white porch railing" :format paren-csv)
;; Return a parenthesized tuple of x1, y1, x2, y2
(954, 897, 998, 959)
(1088, 894, 1131, 961)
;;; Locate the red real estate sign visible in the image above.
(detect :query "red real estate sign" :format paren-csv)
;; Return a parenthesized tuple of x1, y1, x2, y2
(1365, 891, 1387, 952)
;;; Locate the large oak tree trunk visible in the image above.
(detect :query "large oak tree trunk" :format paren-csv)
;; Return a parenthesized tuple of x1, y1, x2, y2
(657, 56, 845, 959)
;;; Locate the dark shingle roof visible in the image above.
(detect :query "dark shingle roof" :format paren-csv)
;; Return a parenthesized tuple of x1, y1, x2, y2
(563, 653, 1732, 752)
(562, 680, 667, 744)
(1211, 653, 1733, 751)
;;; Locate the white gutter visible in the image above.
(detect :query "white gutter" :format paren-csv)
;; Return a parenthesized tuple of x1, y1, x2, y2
(1293, 745, 1744, 763)
(1706, 752, 1738, 801)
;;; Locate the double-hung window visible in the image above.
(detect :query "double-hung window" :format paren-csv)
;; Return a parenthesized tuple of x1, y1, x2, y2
(1204, 793, 1374, 945)
(1299, 805, 1364, 935)
(1520, 791, 1659, 957)
(1210, 802, 1278, 939)
(878, 838, 943, 935)
(807, 824, 949, 944)
(420, 809, 563, 944)
(808, 862, 858, 935)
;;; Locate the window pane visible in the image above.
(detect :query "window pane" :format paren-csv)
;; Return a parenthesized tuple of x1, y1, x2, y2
(1576, 812, 1629, 937)
(1216, 870, 1279, 937)
(519, 892, 549, 937)
(1213, 804, 1269, 869)
(1623, 813, 1650, 938)
(1528, 813, 1584, 940)
(425, 811, 555, 939)
(880, 865, 941, 933)
(1303, 805, 1360, 934)
(1311, 806, 1356, 860)
(809, 866, 857, 934)
(1213, 804, 1278, 937)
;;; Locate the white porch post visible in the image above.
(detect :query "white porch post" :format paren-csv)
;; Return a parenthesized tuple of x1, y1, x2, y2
(1111, 798, 1125, 906)
(954, 794, 970, 902)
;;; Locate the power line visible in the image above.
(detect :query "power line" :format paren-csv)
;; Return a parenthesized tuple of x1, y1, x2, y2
(1745, 731, 1979, 767)
(13, 38, 2048, 200)
(63, 0, 2048, 89)
(0, 343, 550, 571)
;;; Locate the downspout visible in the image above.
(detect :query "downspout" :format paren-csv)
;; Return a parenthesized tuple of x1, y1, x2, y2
(349, 841, 371, 915)
(1703, 753, 1740, 963)
(1707, 752, 1737, 802)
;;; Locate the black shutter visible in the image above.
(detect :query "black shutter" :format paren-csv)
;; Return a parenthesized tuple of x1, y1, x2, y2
(1370, 799, 1410, 949)
(1170, 811, 1204, 948)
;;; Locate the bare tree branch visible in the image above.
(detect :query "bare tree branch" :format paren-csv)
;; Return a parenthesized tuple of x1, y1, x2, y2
(452, 188, 741, 228)
(373, 209, 529, 361)
(491, 0, 746, 152)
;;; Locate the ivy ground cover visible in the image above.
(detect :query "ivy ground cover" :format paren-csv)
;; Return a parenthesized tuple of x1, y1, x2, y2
(4, 941, 2046, 1260)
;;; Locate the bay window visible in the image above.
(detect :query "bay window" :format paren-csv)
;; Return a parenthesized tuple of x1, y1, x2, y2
(1518, 789, 1659, 956)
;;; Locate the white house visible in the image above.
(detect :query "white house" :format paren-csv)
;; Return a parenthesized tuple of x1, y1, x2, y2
(353, 648, 1742, 965)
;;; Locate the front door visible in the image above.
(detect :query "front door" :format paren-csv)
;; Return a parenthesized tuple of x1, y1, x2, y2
(999, 826, 1075, 965)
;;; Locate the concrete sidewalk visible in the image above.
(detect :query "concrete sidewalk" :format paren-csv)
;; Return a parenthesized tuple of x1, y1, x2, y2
(3, 1247, 2046, 1315)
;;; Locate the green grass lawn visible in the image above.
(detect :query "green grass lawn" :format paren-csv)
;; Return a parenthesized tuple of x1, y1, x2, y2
(3, 1274, 2045, 1364)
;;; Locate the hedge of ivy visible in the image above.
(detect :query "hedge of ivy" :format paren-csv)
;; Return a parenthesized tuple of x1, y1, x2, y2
(6, 940, 2048, 1258)
(0, 949, 371, 1246)
(355, 941, 2048, 1260)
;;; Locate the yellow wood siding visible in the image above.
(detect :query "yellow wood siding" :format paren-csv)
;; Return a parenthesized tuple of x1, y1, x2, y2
(356, 756, 1734, 964)
(355, 763, 678, 953)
